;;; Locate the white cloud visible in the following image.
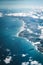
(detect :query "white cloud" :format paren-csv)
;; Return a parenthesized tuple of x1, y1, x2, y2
(5, 13, 31, 17)
(40, 34, 43, 39)
(13, 54, 16, 56)
(31, 60, 38, 65)
(22, 54, 27, 57)
(40, 16, 43, 19)
(0, 12, 3, 17)
(5, 13, 39, 18)
(38, 25, 43, 39)
(1, 9, 43, 20)
(27, 28, 33, 33)
(4, 56, 12, 64)
(5, 13, 29, 17)
(0, 60, 1, 62)
(31, 60, 42, 65)
(6, 48, 10, 52)
(39, 26, 43, 39)
(22, 62, 29, 65)
(5, 11, 43, 20)
(22, 61, 42, 65)
(38, 25, 43, 29)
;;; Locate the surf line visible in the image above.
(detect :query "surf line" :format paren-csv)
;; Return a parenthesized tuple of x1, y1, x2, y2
(16, 20, 25, 37)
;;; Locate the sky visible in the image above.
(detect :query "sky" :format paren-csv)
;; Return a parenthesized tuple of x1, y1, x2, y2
(0, 0, 43, 9)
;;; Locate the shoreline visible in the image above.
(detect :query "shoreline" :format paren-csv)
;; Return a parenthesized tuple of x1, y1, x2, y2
(16, 20, 25, 37)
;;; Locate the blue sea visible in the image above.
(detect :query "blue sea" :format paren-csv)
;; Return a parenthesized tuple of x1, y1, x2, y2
(0, 9, 43, 65)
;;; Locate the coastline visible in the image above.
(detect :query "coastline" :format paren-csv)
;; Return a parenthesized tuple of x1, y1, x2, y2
(16, 20, 25, 37)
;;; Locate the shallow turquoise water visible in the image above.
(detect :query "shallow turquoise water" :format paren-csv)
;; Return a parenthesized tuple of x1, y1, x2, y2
(0, 16, 43, 65)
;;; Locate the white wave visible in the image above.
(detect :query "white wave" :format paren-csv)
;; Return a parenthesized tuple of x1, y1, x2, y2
(0, 12, 3, 17)
(32, 42, 40, 45)
(22, 37, 37, 50)
(16, 20, 25, 37)
(25, 37, 42, 53)
(31, 41, 41, 51)
(24, 38, 29, 42)
(31, 15, 39, 19)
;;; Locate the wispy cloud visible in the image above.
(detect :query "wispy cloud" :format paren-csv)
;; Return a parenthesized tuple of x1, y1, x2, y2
(0, 12, 3, 17)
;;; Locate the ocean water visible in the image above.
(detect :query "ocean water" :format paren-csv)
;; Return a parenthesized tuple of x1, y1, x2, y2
(0, 9, 43, 65)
